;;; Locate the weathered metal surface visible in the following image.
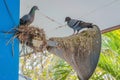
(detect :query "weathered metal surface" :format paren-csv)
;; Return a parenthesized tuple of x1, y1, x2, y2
(47, 25, 101, 80)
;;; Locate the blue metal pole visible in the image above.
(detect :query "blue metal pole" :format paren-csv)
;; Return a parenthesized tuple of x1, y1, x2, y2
(0, 0, 19, 80)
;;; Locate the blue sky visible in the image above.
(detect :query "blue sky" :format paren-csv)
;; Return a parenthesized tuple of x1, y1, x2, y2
(21, 0, 120, 37)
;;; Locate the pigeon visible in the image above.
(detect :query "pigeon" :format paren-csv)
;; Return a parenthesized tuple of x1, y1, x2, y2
(20, 6, 39, 26)
(65, 17, 93, 34)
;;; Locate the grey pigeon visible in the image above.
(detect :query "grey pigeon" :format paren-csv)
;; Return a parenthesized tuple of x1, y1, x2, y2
(65, 17, 93, 34)
(20, 6, 39, 26)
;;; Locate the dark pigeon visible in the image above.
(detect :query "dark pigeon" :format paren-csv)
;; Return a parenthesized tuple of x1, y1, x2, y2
(20, 6, 39, 26)
(65, 17, 93, 34)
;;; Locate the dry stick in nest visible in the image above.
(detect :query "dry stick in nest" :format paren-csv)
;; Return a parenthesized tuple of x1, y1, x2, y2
(47, 25, 101, 80)
(17, 26, 47, 55)
(4, 25, 47, 56)
(0, 27, 20, 56)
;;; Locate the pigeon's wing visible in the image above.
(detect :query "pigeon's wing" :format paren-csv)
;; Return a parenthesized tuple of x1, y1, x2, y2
(20, 14, 31, 25)
(80, 22, 93, 28)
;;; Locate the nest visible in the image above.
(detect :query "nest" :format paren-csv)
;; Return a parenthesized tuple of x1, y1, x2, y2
(16, 26, 47, 52)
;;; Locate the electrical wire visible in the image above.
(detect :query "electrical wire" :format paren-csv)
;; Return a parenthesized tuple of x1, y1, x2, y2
(80, 0, 120, 18)
(38, 11, 67, 31)
(38, 11, 63, 26)
(39, 0, 120, 30)
(3, 0, 16, 25)
(59, 0, 120, 29)
(4, 0, 119, 30)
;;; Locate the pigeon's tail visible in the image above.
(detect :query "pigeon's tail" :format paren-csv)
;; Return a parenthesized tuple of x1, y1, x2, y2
(87, 24, 93, 28)
(20, 19, 27, 26)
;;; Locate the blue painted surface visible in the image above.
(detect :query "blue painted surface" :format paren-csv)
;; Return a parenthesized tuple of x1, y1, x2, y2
(0, 0, 19, 80)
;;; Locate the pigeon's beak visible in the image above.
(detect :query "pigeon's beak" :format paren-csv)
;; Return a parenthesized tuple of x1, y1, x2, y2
(65, 18, 68, 22)
(65, 19, 66, 22)
(37, 8, 39, 10)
